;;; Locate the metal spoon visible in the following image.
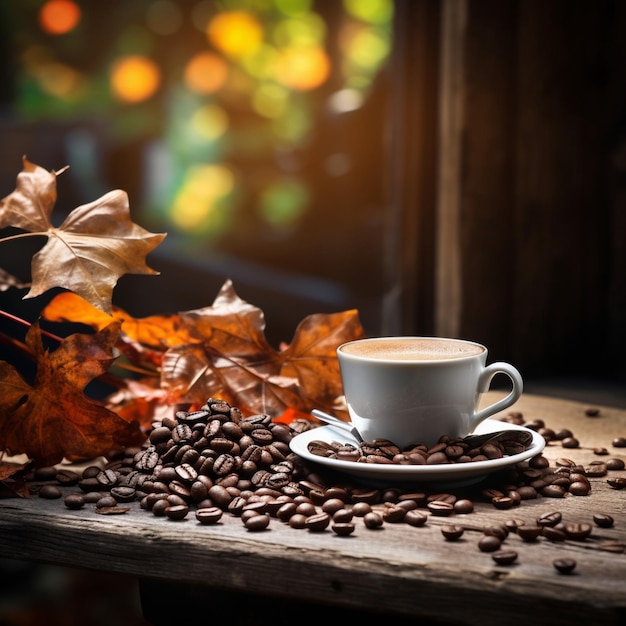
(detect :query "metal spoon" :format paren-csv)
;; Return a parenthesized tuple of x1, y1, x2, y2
(311, 409, 365, 443)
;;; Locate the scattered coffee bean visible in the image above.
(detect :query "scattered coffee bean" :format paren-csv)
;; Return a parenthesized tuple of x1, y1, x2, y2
(332, 522, 356, 536)
(553, 558, 577, 574)
(244, 513, 271, 531)
(64, 494, 85, 509)
(593, 513, 614, 528)
(606, 457, 625, 471)
(478, 535, 502, 552)
(491, 550, 518, 565)
(612, 437, 626, 448)
(38, 485, 62, 499)
(517, 525, 542, 542)
(441, 525, 464, 540)
(607, 477, 626, 490)
(401, 510, 425, 527)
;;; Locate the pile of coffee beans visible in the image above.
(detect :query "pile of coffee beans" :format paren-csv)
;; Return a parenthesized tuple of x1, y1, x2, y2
(28, 397, 625, 563)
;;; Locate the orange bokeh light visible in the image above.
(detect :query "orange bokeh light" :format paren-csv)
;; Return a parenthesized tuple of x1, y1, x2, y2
(39, 0, 81, 35)
(110, 56, 161, 103)
(207, 11, 263, 59)
(184, 52, 229, 94)
(275, 46, 330, 91)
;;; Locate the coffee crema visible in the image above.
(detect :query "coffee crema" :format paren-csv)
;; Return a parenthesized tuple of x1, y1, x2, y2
(339, 338, 485, 361)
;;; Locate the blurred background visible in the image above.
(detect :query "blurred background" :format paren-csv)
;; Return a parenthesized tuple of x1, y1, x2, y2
(1, 2, 626, 623)
(1, 0, 625, 384)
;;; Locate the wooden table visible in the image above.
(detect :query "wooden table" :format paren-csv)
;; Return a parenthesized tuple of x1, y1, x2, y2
(0, 393, 625, 626)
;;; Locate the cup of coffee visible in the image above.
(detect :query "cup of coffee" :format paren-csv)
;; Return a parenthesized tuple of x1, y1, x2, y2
(337, 336, 523, 449)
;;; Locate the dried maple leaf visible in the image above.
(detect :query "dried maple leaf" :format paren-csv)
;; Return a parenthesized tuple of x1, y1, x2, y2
(0, 157, 166, 314)
(0, 320, 144, 467)
(42, 291, 190, 349)
(160, 280, 364, 417)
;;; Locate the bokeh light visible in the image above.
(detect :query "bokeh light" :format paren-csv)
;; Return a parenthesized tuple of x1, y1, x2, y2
(184, 52, 229, 95)
(170, 164, 235, 233)
(189, 104, 229, 141)
(274, 45, 330, 90)
(110, 55, 161, 103)
(38, 0, 81, 35)
(207, 11, 264, 59)
(258, 178, 309, 226)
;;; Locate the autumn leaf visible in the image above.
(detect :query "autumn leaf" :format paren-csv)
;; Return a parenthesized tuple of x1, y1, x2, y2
(0, 320, 145, 467)
(0, 157, 166, 314)
(160, 280, 363, 418)
(42, 291, 190, 349)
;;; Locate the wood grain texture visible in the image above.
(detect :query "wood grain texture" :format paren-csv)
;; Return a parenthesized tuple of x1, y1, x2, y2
(0, 394, 624, 626)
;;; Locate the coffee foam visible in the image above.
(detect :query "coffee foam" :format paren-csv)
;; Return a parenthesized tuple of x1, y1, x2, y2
(340, 338, 484, 361)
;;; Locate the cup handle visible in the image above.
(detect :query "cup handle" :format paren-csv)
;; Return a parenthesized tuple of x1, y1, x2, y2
(470, 362, 523, 430)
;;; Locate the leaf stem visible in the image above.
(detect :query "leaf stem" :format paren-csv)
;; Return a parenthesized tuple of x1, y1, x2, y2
(0, 231, 49, 244)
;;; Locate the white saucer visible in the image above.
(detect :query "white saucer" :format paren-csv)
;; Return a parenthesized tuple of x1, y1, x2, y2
(289, 419, 545, 488)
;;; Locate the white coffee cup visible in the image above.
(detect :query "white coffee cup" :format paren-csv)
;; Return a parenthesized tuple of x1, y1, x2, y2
(337, 336, 523, 449)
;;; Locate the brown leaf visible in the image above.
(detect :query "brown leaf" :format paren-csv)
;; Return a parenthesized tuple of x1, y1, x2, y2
(0, 321, 144, 467)
(0, 157, 166, 313)
(160, 280, 364, 417)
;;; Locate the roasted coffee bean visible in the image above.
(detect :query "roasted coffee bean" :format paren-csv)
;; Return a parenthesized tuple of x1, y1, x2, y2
(244, 513, 271, 531)
(561, 437, 579, 449)
(305, 512, 331, 532)
(593, 447, 609, 455)
(56, 470, 80, 486)
(538, 511, 562, 527)
(382, 504, 406, 523)
(478, 535, 502, 552)
(332, 508, 353, 523)
(96, 506, 130, 515)
(96, 469, 118, 487)
(288, 514, 308, 529)
(553, 558, 577, 574)
(34, 466, 58, 481)
(517, 525, 542, 542)
(165, 504, 189, 520)
(321, 498, 345, 515)
(564, 523, 592, 541)
(606, 457, 626, 470)
(39, 485, 63, 499)
(607, 476, 626, 489)
(195, 506, 223, 525)
(96, 495, 118, 508)
(491, 550, 518, 565)
(541, 484, 565, 498)
(110, 486, 137, 503)
(612, 437, 626, 448)
(542, 526, 566, 542)
(593, 513, 614, 528)
(363, 512, 384, 529)
(584, 463, 607, 478)
(404, 510, 428, 527)
(332, 522, 356, 536)
(427, 501, 454, 516)
(568, 481, 591, 496)
(64, 494, 85, 509)
(484, 525, 508, 540)
(492, 496, 514, 510)
(441, 525, 464, 540)
(453, 499, 474, 514)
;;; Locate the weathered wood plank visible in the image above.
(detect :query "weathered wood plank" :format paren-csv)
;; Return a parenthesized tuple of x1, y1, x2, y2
(0, 394, 624, 626)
